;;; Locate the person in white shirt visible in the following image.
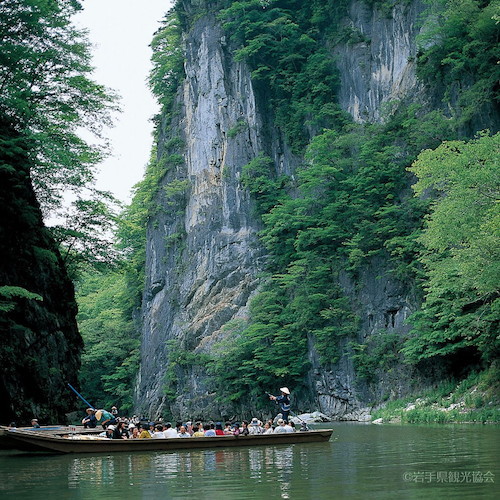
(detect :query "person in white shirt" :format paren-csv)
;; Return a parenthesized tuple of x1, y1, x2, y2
(163, 422, 179, 438)
(248, 417, 262, 435)
(273, 418, 288, 433)
(152, 424, 165, 438)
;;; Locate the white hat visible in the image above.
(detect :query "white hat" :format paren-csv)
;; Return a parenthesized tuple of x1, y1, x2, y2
(107, 425, 115, 431)
(280, 387, 290, 395)
(277, 419, 285, 425)
(250, 418, 259, 425)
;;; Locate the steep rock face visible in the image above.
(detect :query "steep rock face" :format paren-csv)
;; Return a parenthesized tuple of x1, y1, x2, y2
(136, 16, 285, 418)
(308, 1, 428, 418)
(137, 1, 427, 420)
(335, 0, 426, 123)
(0, 120, 82, 424)
(309, 258, 418, 420)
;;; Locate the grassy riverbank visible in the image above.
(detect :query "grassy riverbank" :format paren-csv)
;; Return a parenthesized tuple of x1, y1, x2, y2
(371, 365, 500, 424)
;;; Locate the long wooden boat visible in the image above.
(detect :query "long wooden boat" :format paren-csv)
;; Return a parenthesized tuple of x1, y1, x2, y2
(0, 425, 98, 450)
(3, 428, 333, 454)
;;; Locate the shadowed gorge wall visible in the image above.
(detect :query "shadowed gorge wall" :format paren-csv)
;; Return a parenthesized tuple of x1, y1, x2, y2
(0, 120, 82, 424)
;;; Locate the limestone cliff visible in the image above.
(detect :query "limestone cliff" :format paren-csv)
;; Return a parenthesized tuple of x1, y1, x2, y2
(334, 0, 426, 123)
(136, 0, 433, 420)
(136, 15, 270, 418)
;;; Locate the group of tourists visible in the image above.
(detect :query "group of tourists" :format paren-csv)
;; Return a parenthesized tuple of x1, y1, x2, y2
(102, 417, 298, 440)
(81, 387, 303, 440)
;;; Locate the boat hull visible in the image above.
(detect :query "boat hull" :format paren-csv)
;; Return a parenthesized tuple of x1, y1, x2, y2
(4, 428, 333, 454)
(0, 426, 99, 450)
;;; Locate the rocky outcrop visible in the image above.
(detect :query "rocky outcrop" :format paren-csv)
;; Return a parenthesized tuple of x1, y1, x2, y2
(334, 0, 426, 123)
(0, 119, 82, 424)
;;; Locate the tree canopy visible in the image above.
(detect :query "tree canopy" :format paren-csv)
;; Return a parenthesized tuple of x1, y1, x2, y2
(403, 132, 500, 363)
(0, 0, 119, 273)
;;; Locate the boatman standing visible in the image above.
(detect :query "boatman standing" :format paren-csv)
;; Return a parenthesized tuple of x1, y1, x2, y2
(269, 387, 291, 423)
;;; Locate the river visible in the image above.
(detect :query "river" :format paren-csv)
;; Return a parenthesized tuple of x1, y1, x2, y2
(0, 423, 498, 499)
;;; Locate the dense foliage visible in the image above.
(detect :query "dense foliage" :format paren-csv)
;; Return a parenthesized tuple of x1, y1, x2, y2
(403, 132, 500, 363)
(71, 0, 500, 413)
(416, 0, 500, 125)
(217, 0, 350, 151)
(0, 0, 119, 277)
(69, 9, 189, 414)
(161, 0, 499, 403)
(0, 1, 139, 418)
(76, 269, 139, 414)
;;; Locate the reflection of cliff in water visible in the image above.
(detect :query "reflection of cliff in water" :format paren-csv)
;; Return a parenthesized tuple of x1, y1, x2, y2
(64, 444, 300, 497)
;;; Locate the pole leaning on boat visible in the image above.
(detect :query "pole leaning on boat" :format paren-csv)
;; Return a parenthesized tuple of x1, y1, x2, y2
(67, 383, 95, 410)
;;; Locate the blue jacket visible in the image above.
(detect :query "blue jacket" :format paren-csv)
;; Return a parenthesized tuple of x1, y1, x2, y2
(276, 394, 290, 412)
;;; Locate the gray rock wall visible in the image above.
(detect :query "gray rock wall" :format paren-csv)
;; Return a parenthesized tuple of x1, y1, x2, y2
(136, 16, 272, 418)
(136, 1, 427, 420)
(309, 0, 428, 419)
(335, 0, 425, 123)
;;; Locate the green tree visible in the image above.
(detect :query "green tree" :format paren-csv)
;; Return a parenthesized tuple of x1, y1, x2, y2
(149, 8, 185, 122)
(0, 0, 118, 269)
(416, 0, 500, 124)
(218, 0, 349, 151)
(76, 269, 139, 413)
(403, 132, 500, 363)
(49, 190, 121, 279)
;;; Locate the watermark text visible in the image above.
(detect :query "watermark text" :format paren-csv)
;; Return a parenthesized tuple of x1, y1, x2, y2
(403, 471, 495, 484)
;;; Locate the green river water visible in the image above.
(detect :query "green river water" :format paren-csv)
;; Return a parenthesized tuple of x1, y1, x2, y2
(0, 423, 498, 499)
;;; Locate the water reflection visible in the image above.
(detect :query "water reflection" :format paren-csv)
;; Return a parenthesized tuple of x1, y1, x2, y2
(1, 424, 498, 499)
(63, 445, 304, 499)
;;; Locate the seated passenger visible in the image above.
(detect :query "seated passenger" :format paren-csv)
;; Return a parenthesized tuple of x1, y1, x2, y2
(105, 425, 116, 439)
(139, 424, 152, 439)
(163, 423, 178, 438)
(215, 422, 225, 435)
(31, 418, 40, 428)
(263, 422, 273, 434)
(152, 424, 165, 438)
(178, 425, 191, 438)
(192, 425, 205, 437)
(248, 418, 262, 435)
(148, 422, 156, 437)
(273, 419, 288, 433)
(240, 421, 250, 436)
(113, 421, 129, 439)
(204, 423, 216, 437)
